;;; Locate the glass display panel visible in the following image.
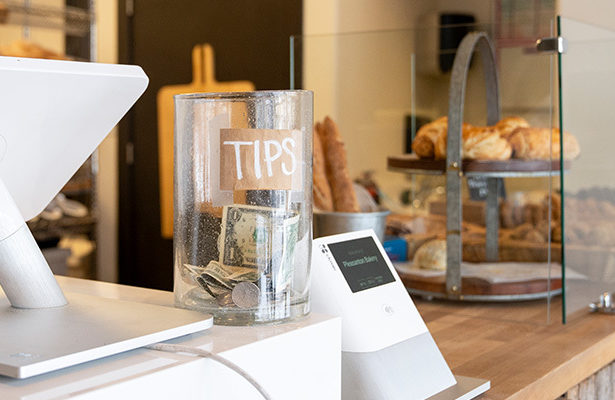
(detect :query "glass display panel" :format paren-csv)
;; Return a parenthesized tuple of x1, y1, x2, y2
(559, 16, 615, 321)
(293, 21, 559, 324)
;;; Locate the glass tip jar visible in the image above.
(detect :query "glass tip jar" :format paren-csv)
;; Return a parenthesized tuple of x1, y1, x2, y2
(173, 90, 313, 325)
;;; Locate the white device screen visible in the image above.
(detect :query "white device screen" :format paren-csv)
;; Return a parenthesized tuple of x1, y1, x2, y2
(328, 236, 395, 293)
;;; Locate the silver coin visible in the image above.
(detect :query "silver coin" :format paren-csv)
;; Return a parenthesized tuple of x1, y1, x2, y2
(231, 281, 260, 308)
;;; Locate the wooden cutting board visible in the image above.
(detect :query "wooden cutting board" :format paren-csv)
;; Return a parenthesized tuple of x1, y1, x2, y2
(157, 44, 254, 238)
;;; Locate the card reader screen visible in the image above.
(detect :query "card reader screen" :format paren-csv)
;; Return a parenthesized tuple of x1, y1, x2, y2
(328, 236, 395, 293)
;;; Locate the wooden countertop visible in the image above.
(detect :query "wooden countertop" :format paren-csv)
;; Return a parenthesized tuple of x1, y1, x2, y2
(416, 297, 615, 399)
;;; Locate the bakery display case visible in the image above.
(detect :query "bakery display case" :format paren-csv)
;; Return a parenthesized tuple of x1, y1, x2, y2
(292, 18, 590, 324)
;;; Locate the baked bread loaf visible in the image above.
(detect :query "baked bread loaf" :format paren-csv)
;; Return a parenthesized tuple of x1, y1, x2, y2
(434, 125, 512, 160)
(412, 117, 448, 158)
(321, 116, 360, 212)
(495, 116, 530, 139)
(413, 239, 446, 270)
(312, 123, 334, 211)
(508, 127, 581, 160)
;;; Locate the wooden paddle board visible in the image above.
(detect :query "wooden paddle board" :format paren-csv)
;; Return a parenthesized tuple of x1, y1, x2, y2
(157, 44, 254, 238)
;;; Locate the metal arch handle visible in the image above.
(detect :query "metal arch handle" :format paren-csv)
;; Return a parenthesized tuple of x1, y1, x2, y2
(445, 32, 501, 296)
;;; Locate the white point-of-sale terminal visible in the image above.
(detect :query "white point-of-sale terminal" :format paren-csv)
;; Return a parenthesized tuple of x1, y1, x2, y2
(0, 56, 213, 379)
(311, 230, 490, 400)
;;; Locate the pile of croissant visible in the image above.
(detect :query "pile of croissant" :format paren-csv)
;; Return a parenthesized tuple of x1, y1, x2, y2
(411, 116, 580, 161)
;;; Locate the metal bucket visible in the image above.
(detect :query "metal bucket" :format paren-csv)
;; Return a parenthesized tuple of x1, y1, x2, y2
(313, 210, 391, 242)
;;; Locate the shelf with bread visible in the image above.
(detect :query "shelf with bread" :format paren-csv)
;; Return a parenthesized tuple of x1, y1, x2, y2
(0, 1, 91, 37)
(388, 116, 579, 177)
(386, 195, 566, 299)
(385, 31, 573, 302)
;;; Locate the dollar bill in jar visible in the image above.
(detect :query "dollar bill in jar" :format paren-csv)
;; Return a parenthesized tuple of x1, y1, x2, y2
(219, 204, 300, 296)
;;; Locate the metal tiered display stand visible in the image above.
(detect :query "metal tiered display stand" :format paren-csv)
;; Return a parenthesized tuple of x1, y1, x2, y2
(388, 32, 564, 301)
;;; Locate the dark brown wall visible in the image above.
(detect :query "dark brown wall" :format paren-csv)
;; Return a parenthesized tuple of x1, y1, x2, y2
(118, 0, 303, 290)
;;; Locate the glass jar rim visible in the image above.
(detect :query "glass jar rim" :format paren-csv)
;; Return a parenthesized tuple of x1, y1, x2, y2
(174, 89, 312, 101)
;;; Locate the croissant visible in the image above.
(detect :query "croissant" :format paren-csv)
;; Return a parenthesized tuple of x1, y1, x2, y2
(411, 117, 448, 158)
(495, 116, 530, 139)
(413, 117, 476, 159)
(508, 127, 580, 160)
(434, 125, 512, 160)
(462, 126, 513, 160)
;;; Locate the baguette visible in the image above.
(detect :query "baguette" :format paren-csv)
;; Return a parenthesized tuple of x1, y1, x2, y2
(321, 116, 360, 212)
(312, 123, 334, 211)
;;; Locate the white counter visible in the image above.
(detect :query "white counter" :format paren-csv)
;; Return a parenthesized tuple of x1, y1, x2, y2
(0, 277, 342, 400)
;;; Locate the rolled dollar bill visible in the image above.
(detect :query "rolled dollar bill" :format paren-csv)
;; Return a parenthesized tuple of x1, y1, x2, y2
(273, 214, 299, 292)
(185, 261, 261, 301)
(201, 260, 233, 289)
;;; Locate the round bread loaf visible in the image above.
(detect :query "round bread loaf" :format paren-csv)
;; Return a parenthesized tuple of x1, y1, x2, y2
(413, 239, 447, 271)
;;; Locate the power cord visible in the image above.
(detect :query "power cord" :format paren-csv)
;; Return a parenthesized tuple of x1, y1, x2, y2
(146, 343, 272, 400)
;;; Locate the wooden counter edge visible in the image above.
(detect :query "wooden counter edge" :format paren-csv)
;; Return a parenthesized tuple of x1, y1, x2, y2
(507, 328, 615, 400)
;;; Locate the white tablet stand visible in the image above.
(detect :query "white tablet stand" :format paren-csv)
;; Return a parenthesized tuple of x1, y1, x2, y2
(311, 230, 490, 400)
(0, 56, 213, 379)
(0, 179, 67, 309)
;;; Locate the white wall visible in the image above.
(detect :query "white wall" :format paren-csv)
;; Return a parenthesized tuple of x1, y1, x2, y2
(555, 2, 615, 192)
(303, 0, 427, 177)
(303, 0, 431, 210)
(558, 0, 615, 31)
(303, 0, 500, 208)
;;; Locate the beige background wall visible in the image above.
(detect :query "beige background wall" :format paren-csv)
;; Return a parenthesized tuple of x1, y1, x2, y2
(95, 0, 119, 282)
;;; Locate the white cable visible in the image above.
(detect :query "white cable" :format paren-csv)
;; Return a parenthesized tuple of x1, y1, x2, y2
(145, 343, 272, 400)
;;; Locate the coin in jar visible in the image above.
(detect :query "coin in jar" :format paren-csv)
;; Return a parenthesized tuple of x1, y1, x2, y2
(231, 281, 260, 308)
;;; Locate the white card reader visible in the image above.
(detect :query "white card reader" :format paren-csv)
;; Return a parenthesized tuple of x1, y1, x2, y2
(311, 229, 490, 400)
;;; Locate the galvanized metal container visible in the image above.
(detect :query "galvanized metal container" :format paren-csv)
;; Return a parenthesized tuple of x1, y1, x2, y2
(313, 210, 390, 242)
